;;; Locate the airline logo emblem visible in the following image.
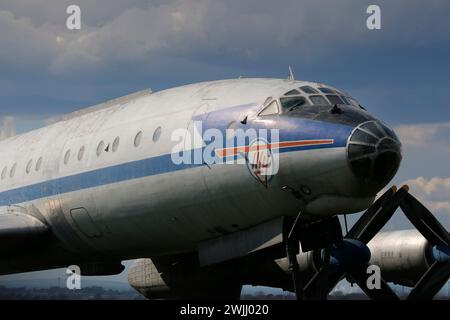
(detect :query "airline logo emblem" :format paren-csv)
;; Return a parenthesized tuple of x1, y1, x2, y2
(245, 138, 275, 187)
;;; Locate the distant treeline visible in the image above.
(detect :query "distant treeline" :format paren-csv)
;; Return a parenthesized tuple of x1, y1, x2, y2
(1, 286, 448, 300)
(0, 286, 144, 300)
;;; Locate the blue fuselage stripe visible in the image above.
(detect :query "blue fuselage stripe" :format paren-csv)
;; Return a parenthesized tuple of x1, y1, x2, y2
(0, 143, 343, 206)
(0, 153, 201, 206)
(0, 111, 354, 206)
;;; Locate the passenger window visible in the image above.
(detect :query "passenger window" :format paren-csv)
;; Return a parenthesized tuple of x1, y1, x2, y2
(78, 146, 85, 160)
(280, 97, 308, 112)
(97, 141, 104, 156)
(153, 127, 162, 142)
(1, 167, 7, 180)
(10, 163, 16, 178)
(259, 101, 279, 116)
(26, 160, 33, 174)
(309, 95, 330, 106)
(326, 95, 344, 105)
(134, 131, 143, 147)
(112, 137, 120, 152)
(64, 150, 71, 165)
(35, 157, 42, 171)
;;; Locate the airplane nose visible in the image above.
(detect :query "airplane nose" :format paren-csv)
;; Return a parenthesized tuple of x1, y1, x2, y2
(347, 121, 402, 189)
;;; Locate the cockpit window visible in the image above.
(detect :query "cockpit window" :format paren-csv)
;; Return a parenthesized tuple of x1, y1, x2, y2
(280, 96, 308, 112)
(259, 100, 279, 116)
(319, 87, 336, 94)
(347, 97, 360, 107)
(309, 95, 330, 106)
(299, 86, 319, 94)
(340, 96, 350, 105)
(326, 95, 344, 105)
(284, 89, 301, 96)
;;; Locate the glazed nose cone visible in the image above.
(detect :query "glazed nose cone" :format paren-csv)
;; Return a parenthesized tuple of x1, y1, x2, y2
(347, 121, 402, 189)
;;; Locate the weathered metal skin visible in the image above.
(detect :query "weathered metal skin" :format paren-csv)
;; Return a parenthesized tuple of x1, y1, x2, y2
(0, 78, 401, 277)
(368, 230, 432, 287)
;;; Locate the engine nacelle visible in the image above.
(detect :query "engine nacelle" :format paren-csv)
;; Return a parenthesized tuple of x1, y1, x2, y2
(368, 230, 432, 287)
(255, 231, 435, 290)
(129, 230, 435, 297)
(128, 255, 244, 299)
(128, 259, 174, 299)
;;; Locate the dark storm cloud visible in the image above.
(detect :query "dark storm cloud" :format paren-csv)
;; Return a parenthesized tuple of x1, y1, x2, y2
(0, 0, 449, 121)
(2, 0, 352, 74)
(1, 0, 449, 74)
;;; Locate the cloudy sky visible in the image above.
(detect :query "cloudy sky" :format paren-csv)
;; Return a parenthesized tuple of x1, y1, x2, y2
(0, 0, 449, 290)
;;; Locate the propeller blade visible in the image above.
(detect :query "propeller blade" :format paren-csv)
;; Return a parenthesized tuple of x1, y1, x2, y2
(303, 266, 344, 300)
(302, 185, 409, 300)
(346, 186, 407, 243)
(408, 261, 450, 300)
(400, 193, 450, 247)
(348, 267, 399, 300)
(303, 240, 371, 299)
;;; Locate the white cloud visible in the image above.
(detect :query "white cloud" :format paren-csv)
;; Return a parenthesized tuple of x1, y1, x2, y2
(0, 115, 61, 136)
(0, 116, 16, 140)
(402, 176, 450, 214)
(395, 122, 450, 149)
(0, 10, 57, 67)
(1, 0, 450, 75)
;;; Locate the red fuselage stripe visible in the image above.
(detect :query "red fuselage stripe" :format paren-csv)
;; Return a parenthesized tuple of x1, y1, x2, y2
(216, 139, 334, 158)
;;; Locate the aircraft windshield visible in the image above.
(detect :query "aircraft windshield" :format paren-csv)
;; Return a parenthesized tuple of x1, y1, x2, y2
(300, 86, 319, 94)
(318, 87, 336, 94)
(280, 96, 308, 112)
(278, 86, 364, 112)
(326, 95, 344, 105)
(309, 95, 330, 106)
(347, 96, 360, 107)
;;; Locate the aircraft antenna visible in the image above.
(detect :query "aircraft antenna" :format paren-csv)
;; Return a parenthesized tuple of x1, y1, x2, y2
(287, 66, 295, 81)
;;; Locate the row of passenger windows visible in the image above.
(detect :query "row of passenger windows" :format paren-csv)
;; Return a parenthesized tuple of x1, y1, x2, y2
(1, 157, 43, 180)
(63, 127, 162, 165)
(1, 127, 162, 180)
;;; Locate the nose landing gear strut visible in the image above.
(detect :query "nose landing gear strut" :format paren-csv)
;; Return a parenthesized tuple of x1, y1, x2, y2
(285, 186, 406, 300)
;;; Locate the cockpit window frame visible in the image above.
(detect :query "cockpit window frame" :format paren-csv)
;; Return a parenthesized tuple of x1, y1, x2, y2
(279, 96, 309, 113)
(283, 89, 301, 96)
(299, 86, 319, 94)
(309, 95, 330, 106)
(326, 95, 344, 105)
(258, 100, 280, 117)
(318, 87, 336, 94)
(347, 96, 360, 107)
(273, 85, 364, 113)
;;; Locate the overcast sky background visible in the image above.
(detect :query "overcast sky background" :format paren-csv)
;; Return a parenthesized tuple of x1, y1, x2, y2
(0, 0, 449, 294)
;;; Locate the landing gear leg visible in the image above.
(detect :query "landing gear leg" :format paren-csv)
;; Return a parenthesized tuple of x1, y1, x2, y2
(286, 238, 303, 300)
(285, 214, 304, 300)
(285, 215, 343, 300)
